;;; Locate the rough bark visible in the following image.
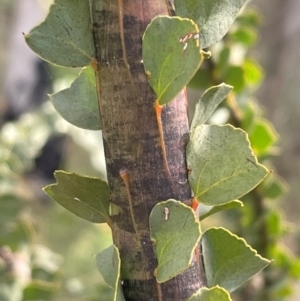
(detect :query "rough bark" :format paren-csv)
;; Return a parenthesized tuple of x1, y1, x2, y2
(91, 1, 206, 300)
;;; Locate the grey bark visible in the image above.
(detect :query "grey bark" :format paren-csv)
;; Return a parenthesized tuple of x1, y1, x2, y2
(91, 1, 206, 300)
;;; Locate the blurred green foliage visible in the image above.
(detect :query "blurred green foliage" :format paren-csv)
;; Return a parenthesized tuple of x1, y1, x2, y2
(0, 105, 113, 300)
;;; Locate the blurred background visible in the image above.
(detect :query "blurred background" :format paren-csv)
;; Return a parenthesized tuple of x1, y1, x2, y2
(0, 0, 299, 300)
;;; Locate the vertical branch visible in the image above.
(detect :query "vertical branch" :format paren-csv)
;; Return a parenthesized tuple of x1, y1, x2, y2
(90, 0, 206, 300)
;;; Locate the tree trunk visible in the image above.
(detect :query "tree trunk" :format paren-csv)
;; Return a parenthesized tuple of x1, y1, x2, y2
(90, 0, 206, 300)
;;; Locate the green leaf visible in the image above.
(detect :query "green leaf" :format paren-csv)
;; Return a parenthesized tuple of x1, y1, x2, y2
(25, 0, 94, 67)
(272, 283, 294, 299)
(236, 9, 262, 27)
(244, 58, 264, 86)
(202, 227, 270, 292)
(224, 66, 245, 92)
(290, 257, 300, 278)
(149, 199, 201, 283)
(271, 246, 298, 271)
(50, 67, 101, 130)
(143, 16, 203, 105)
(23, 282, 58, 300)
(96, 245, 125, 301)
(187, 124, 269, 205)
(174, 0, 247, 48)
(249, 118, 278, 154)
(199, 200, 243, 220)
(266, 211, 282, 237)
(241, 101, 260, 132)
(259, 174, 288, 199)
(230, 27, 257, 46)
(43, 171, 111, 224)
(188, 286, 232, 301)
(190, 83, 232, 134)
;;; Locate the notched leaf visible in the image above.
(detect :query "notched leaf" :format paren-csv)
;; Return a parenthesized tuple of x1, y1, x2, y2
(174, 0, 247, 48)
(149, 199, 201, 283)
(50, 66, 101, 130)
(190, 83, 232, 135)
(43, 170, 110, 224)
(258, 174, 288, 200)
(199, 200, 243, 220)
(202, 227, 270, 292)
(249, 118, 278, 155)
(25, 0, 94, 67)
(188, 286, 232, 301)
(96, 245, 125, 301)
(143, 16, 203, 105)
(187, 124, 270, 206)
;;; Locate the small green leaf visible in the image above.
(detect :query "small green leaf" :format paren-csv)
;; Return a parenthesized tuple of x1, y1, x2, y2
(289, 257, 300, 278)
(143, 16, 202, 105)
(249, 118, 278, 154)
(266, 211, 282, 237)
(23, 282, 58, 300)
(25, 0, 94, 67)
(272, 283, 294, 299)
(271, 246, 298, 271)
(96, 245, 125, 301)
(230, 27, 257, 46)
(43, 171, 110, 224)
(241, 101, 260, 132)
(199, 200, 243, 220)
(149, 200, 201, 283)
(259, 174, 288, 199)
(174, 0, 247, 48)
(244, 58, 264, 86)
(236, 9, 262, 27)
(190, 83, 232, 134)
(224, 66, 245, 92)
(202, 227, 270, 292)
(187, 124, 269, 205)
(188, 286, 232, 301)
(50, 66, 101, 130)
